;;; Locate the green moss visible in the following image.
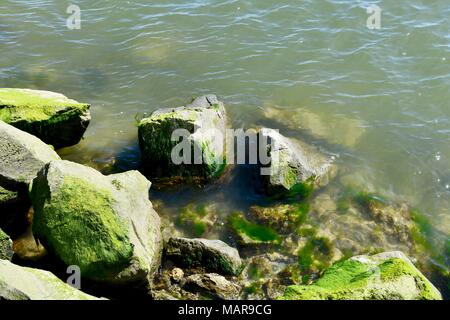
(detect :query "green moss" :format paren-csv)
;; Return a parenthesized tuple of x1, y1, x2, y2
(31, 176, 133, 279)
(282, 257, 442, 300)
(0, 186, 18, 204)
(353, 191, 387, 209)
(176, 204, 210, 237)
(0, 88, 88, 123)
(297, 236, 333, 273)
(228, 212, 281, 244)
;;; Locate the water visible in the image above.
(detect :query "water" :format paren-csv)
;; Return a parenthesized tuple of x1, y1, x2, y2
(1, 0, 449, 295)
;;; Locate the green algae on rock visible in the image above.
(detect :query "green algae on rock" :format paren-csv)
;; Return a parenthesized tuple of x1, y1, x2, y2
(0, 228, 13, 261)
(30, 160, 162, 285)
(0, 88, 91, 149)
(258, 128, 336, 198)
(165, 237, 243, 276)
(138, 95, 227, 182)
(0, 259, 101, 300)
(249, 203, 310, 233)
(228, 212, 282, 245)
(281, 251, 442, 300)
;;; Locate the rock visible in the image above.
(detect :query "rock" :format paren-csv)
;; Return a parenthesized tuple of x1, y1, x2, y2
(262, 105, 366, 149)
(228, 212, 282, 246)
(169, 268, 184, 283)
(0, 228, 13, 260)
(183, 273, 240, 300)
(165, 237, 243, 276)
(138, 95, 227, 182)
(0, 259, 101, 300)
(0, 88, 91, 148)
(0, 120, 60, 190)
(258, 128, 336, 197)
(249, 203, 310, 233)
(30, 160, 163, 285)
(281, 251, 442, 300)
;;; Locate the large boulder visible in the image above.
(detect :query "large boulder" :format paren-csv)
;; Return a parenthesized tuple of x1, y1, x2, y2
(0, 228, 13, 260)
(0, 88, 91, 148)
(281, 251, 442, 300)
(0, 120, 60, 233)
(0, 260, 101, 300)
(258, 128, 336, 197)
(30, 160, 163, 285)
(138, 95, 227, 182)
(165, 238, 243, 276)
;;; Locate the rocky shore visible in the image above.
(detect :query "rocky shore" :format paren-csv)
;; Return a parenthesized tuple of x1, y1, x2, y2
(0, 89, 447, 300)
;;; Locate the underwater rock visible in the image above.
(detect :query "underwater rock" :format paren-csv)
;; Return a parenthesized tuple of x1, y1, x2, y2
(262, 105, 366, 149)
(175, 204, 218, 238)
(281, 251, 442, 300)
(165, 237, 243, 276)
(249, 203, 310, 234)
(0, 88, 91, 149)
(0, 259, 101, 300)
(30, 160, 162, 286)
(258, 128, 336, 197)
(0, 228, 13, 261)
(183, 273, 240, 300)
(228, 212, 282, 246)
(138, 95, 227, 182)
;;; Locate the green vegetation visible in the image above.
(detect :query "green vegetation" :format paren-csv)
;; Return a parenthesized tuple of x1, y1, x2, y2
(297, 236, 333, 273)
(228, 212, 281, 244)
(31, 176, 133, 279)
(176, 204, 209, 237)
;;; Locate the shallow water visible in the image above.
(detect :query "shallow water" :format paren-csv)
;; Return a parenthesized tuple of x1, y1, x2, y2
(1, 0, 449, 292)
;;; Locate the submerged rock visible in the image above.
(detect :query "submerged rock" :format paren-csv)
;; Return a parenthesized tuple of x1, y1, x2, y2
(165, 237, 243, 276)
(0, 88, 91, 148)
(0, 260, 101, 300)
(30, 160, 162, 285)
(281, 251, 442, 300)
(0, 228, 13, 260)
(262, 105, 366, 149)
(183, 273, 240, 300)
(228, 212, 282, 246)
(138, 95, 227, 182)
(258, 128, 335, 197)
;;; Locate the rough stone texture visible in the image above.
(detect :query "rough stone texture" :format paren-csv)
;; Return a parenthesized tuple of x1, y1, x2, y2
(258, 128, 336, 197)
(0, 88, 91, 148)
(166, 237, 243, 276)
(0, 120, 60, 189)
(281, 251, 442, 300)
(0, 260, 101, 300)
(30, 160, 163, 285)
(0, 228, 13, 260)
(138, 95, 227, 181)
(183, 273, 240, 300)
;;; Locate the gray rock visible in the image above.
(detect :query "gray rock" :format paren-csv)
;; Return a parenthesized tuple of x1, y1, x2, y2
(0, 88, 91, 148)
(0, 228, 13, 260)
(258, 128, 336, 197)
(0, 120, 60, 189)
(30, 160, 163, 286)
(0, 260, 101, 300)
(138, 95, 227, 182)
(183, 273, 240, 300)
(166, 237, 243, 276)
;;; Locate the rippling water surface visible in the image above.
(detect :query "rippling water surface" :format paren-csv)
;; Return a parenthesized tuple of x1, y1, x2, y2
(1, 0, 449, 283)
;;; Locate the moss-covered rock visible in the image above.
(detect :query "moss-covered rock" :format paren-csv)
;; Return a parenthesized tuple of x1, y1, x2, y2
(0, 260, 101, 300)
(0, 228, 13, 260)
(165, 237, 243, 276)
(281, 251, 442, 300)
(249, 203, 310, 233)
(228, 212, 282, 246)
(176, 204, 217, 237)
(258, 128, 336, 197)
(0, 88, 91, 148)
(30, 160, 162, 285)
(138, 95, 227, 182)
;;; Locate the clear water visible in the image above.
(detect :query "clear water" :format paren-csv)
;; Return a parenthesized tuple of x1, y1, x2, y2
(1, 0, 449, 278)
